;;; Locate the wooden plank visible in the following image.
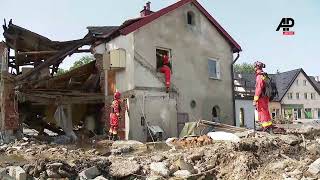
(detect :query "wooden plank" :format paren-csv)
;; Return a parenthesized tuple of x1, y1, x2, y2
(199, 120, 248, 132)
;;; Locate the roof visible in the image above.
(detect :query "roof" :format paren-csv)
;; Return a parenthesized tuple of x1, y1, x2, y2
(3, 21, 92, 66)
(235, 68, 320, 102)
(271, 69, 301, 101)
(88, 0, 241, 53)
(87, 26, 119, 36)
(309, 76, 320, 91)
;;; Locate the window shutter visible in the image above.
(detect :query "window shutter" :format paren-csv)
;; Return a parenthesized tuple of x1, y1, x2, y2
(216, 61, 221, 79)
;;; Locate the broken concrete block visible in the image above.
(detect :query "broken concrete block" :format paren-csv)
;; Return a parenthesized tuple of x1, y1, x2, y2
(308, 157, 320, 175)
(279, 135, 301, 145)
(207, 132, 240, 143)
(94, 175, 109, 180)
(79, 166, 101, 180)
(109, 160, 140, 178)
(187, 151, 204, 162)
(0, 168, 14, 180)
(151, 155, 166, 162)
(8, 166, 26, 180)
(150, 162, 170, 177)
(146, 176, 165, 180)
(46, 169, 61, 178)
(173, 170, 192, 178)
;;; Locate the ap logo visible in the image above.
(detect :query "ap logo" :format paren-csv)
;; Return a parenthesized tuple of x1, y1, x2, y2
(276, 18, 295, 35)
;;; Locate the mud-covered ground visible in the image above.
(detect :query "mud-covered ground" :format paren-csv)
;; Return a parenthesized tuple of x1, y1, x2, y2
(1, 131, 320, 180)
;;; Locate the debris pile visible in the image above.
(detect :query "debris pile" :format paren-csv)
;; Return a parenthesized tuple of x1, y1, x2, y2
(1, 131, 320, 179)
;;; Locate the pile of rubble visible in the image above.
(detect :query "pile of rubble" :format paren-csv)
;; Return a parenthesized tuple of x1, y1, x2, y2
(2, 131, 320, 179)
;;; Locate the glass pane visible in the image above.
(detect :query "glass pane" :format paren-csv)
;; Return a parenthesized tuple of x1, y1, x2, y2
(208, 60, 217, 78)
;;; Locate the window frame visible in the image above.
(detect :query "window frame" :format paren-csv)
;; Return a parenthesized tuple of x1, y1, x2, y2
(156, 47, 172, 70)
(303, 80, 307, 86)
(186, 11, 196, 26)
(304, 93, 308, 99)
(208, 58, 221, 80)
(296, 92, 300, 99)
(288, 92, 293, 100)
(311, 93, 316, 100)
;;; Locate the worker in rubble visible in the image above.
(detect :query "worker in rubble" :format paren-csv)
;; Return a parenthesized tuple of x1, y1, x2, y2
(157, 52, 171, 93)
(109, 91, 122, 141)
(253, 61, 273, 133)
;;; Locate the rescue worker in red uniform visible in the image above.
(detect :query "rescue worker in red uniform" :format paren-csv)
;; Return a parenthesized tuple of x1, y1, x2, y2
(109, 91, 122, 140)
(157, 52, 171, 93)
(253, 61, 273, 132)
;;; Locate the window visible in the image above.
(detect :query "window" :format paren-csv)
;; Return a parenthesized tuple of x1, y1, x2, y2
(318, 109, 320, 119)
(304, 93, 308, 99)
(208, 59, 220, 79)
(296, 93, 300, 99)
(311, 93, 316, 100)
(239, 108, 245, 127)
(288, 93, 293, 99)
(303, 80, 307, 86)
(156, 48, 171, 70)
(187, 11, 195, 25)
(296, 80, 299, 85)
(212, 106, 220, 122)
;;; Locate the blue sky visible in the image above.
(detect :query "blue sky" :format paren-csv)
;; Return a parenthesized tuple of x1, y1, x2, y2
(0, 0, 319, 75)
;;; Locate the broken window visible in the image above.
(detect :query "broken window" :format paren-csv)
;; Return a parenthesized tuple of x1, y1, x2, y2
(156, 48, 172, 70)
(187, 11, 195, 25)
(208, 58, 220, 79)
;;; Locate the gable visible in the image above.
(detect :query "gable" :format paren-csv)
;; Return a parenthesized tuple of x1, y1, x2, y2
(133, 2, 236, 56)
(119, 0, 241, 53)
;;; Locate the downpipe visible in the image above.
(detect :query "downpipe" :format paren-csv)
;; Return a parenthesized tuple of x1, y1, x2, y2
(231, 52, 240, 126)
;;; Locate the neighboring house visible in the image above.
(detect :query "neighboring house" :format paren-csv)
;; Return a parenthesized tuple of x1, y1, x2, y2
(234, 73, 255, 129)
(270, 69, 320, 120)
(89, 0, 242, 141)
(234, 68, 320, 128)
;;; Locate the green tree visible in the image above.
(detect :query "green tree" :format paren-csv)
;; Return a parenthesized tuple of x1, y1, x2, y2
(70, 55, 94, 70)
(56, 68, 67, 76)
(234, 63, 255, 73)
(54, 55, 95, 76)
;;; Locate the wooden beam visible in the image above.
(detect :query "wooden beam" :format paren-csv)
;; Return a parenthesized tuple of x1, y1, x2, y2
(15, 38, 92, 82)
(17, 49, 91, 56)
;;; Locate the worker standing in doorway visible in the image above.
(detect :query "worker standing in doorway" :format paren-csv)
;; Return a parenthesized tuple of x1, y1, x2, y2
(253, 61, 273, 133)
(157, 52, 171, 93)
(109, 91, 122, 140)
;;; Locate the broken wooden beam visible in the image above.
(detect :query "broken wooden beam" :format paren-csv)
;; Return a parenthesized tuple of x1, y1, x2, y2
(17, 49, 91, 56)
(15, 38, 92, 82)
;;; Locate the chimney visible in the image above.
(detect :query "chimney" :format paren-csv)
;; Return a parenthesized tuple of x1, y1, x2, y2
(140, 1, 153, 17)
(146, 2, 151, 10)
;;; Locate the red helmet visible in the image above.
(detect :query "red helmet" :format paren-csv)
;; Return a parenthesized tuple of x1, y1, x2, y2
(254, 61, 266, 69)
(114, 91, 121, 100)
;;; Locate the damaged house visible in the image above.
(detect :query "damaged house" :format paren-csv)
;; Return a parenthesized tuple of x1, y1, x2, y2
(89, 0, 241, 141)
(0, 0, 241, 142)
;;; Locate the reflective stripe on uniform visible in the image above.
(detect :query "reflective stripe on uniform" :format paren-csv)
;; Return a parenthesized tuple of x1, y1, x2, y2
(261, 121, 272, 127)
